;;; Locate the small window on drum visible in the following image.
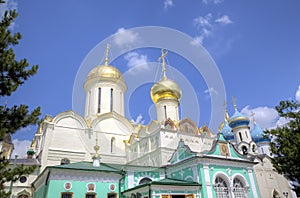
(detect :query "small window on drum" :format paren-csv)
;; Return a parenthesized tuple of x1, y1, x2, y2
(19, 176, 27, 183)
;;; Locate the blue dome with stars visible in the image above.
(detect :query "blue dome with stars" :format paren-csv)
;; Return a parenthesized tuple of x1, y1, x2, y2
(220, 121, 234, 141)
(251, 123, 270, 143)
(228, 109, 250, 129)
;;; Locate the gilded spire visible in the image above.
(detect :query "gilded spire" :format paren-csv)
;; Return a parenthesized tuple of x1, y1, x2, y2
(251, 111, 256, 124)
(158, 49, 168, 80)
(94, 131, 100, 158)
(93, 131, 100, 167)
(104, 44, 110, 66)
(223, 101, 230, 121)
(231, 97, 237, 110)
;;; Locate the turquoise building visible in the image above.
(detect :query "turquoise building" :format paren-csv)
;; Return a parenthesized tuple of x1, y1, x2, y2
(32, 133, 260, 198)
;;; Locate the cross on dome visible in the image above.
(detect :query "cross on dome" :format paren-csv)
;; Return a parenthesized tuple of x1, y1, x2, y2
(104, 44, 110, 66)
(251, 111, 256, 124)
(158, 49, 168, 80)
(231, 96, 237, 110)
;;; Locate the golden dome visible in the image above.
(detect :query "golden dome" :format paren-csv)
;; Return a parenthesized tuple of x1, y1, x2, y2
(150, 78, 182, 103)
(86, 65, 123, 82)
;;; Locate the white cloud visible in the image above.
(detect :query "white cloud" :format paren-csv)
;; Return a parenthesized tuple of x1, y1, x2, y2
(275, 117, 290, 128)
(296, 85, 300, 101)
(113, 28, 139, 47)
(131, 114, 145, 125)
(124, 52, 149, 75)
(11, 139, 31, 159)
(190, 35, 204, 46)
(164, 0, 173, 9)
(191, 13, 232, 46)
(193, 13, 213, 28)
(125, 52, 148, 68)
(241, 105, 278, 129)
(240, 85, 300, 130)
(215, 15, 233, 25)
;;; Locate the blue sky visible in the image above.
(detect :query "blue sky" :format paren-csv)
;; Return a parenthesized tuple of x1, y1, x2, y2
(1, 0, 300, 156)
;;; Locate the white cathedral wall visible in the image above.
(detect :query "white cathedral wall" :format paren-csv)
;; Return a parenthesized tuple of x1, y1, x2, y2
(43, 127, 88, 169)
(92, 117, 132, 164)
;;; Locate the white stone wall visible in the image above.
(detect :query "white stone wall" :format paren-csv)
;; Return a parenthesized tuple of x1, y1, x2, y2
(254, 157, 294, 198)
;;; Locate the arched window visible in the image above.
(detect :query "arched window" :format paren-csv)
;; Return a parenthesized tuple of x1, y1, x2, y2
(272, 189, 280, 198)
(110, 88, 113, 112)
(239, 132, 243, 141)
(233, 177, 248, 198)
(242, 146, 248, 155)
(214, 176, 229, 198)
(17, 190, 31, 198)
(98, 88, 101, 113)
(111, 137, 116, 153)
(139, 177, 152, 185)
(18, 195, 29, 198)
(164, 105, 167, 120)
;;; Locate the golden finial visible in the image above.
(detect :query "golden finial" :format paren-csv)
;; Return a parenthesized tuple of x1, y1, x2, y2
(158, 49, 168, 80)
(231, 97, 237, 110)
(104, 44, 110, 66)
(94, 131, 100, 158)
(223, 101, 229, 121)
(251, 111, 256, 124)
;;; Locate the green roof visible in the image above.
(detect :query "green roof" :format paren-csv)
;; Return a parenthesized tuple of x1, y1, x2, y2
(51, 161, 124, 174)
(122, 178, 200, 193)
(151, 178, 200, 186)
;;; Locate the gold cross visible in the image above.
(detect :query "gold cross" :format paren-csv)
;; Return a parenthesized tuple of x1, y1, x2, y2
(231, 97, 237, 110)
(251, 111, 256, 124)
(158, 49, 168, 80)
(104, 44, 110, 65)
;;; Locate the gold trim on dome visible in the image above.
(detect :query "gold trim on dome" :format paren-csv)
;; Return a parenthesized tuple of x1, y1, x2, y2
(218, 122, 225, 132)
(231, 125, 250, 131)
(229, 116, 250, 124)
(152, 91, 179, 103)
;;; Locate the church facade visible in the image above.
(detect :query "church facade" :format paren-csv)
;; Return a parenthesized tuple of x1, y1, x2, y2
(4, 47, 295, 198)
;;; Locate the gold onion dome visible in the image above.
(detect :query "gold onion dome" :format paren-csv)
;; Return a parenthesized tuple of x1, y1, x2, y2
(150, 49, 182, 104)
(150, 79, 182, 103)
(86, 65, 124, 82)
(84, 44, 126, 89)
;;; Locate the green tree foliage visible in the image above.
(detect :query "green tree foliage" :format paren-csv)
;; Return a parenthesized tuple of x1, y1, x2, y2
(265, 100, 300, 195)
(0, 1, 41, 196)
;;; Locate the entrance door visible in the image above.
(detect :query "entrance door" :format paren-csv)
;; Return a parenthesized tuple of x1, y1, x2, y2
(172, 195, 185, 198)
(162, 195, 194, 198)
